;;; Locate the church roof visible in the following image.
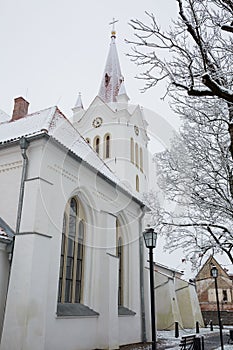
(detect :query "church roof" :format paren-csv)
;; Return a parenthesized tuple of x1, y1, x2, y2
(0, 105, 145, 206)
(0, 109, 10, 122)
(98, 29, 127, 103)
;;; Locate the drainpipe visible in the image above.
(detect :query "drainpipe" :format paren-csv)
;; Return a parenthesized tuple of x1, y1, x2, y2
(139, 205, 147, 343)
(0, 138, 29, 343)
(16, 137, 30, 234)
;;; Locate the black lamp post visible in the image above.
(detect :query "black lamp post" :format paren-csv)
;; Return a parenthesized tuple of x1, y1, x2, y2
(210, 265, 224, 350)
(143, 227, 157, 350)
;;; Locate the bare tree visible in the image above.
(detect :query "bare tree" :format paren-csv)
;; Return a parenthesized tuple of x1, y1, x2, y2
(147, 96, 233, 268)
(129, 0, 233, 266)
(128, 0, 233, 157)
(128, 0, 233, 99)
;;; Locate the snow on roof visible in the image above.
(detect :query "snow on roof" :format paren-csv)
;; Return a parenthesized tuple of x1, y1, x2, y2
(0, 109, 11, 123)
(0, 106, 57, 142)
(0, 106, 145, 205)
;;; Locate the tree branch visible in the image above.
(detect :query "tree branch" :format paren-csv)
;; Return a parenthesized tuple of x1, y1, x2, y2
(202, 73, 233, 102)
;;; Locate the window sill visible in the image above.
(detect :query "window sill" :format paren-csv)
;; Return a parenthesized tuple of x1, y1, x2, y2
(118, 305, 136, 316)
(57, 303, 99, 317)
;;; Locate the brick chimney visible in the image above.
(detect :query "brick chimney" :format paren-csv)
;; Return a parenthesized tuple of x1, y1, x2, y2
(11, 97, 29, 121)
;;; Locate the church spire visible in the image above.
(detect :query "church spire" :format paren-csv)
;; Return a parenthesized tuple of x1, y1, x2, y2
(74, 92, 83, 109)
(98, 20, 127, 103)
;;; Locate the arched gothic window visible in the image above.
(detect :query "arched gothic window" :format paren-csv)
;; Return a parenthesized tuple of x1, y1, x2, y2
(135, 143, 139, 168)
(140, 147, 143, 172)
(58, 197, 86, 304)
(136, 175, 139, 192)
(130, 138, 134, 164)
(117, 220, 124, 306)
(93, 136, 100, 155)
(104, 133, 111, 159)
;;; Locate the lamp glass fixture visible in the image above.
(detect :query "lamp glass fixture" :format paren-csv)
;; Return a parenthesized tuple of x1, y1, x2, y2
(143, 227, 157, 248)
(211, 265, 218, 278)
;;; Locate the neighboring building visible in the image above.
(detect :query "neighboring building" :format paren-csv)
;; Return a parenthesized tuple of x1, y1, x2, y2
(195, 256, 233, 325)
(154, 263, 204, 330)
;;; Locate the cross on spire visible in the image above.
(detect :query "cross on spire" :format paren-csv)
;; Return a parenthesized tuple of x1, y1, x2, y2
(109, 18, 119, 38)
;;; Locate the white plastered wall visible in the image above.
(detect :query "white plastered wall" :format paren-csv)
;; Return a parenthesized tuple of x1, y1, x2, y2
(0, 136, 143, 350)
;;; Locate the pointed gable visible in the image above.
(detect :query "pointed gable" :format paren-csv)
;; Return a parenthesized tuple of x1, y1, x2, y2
(98, 30, 126, 103)
(196, 256, 230, 281)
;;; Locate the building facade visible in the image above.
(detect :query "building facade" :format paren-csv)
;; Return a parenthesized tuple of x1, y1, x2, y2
(0, 97, 151, 350)
(0, 28, 151, 350)
(195, 256, 233, 325)
(0, 27, 204, 350)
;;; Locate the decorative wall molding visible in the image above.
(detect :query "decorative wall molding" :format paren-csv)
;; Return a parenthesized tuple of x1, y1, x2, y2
(93, 190, 119, 208)
(0, 161, 22, 173)
(48, 164, 79, 183)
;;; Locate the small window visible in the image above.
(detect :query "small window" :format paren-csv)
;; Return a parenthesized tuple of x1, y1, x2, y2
(130, 138, 134, 164)
(75, 220, 84, 303)
(86, 138, 90, 144)
(136, 175, 139, 192)
(223, 290, 228, 302)
(93, 136, 100, 155)
(104, 134, 111, 159)
(135, 143, 139, 168)
(117, 236, 123, 306)
(140, 147, 143, 172)
(116, 219, 124, 306)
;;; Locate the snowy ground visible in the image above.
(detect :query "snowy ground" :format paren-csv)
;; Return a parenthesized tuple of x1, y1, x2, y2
(158, 327, 232, 349)
(121, 327, 232, 349)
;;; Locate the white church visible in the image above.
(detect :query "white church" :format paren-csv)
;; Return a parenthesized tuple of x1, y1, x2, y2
(0, 28, 203, 350)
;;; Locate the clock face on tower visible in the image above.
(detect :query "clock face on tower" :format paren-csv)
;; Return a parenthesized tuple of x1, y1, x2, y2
(134, 125, 139, 136)
(92, 117, 103, 128)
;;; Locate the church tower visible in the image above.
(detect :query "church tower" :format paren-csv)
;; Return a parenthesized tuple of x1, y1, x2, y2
(72, 26, 149, 194)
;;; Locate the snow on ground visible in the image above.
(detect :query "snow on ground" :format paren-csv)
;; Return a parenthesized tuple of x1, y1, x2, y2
(124, 328, 232, 349)
(157, 328, 232, 349)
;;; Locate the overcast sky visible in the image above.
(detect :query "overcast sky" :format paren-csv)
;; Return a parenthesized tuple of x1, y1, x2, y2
(0, 1, 178, 119)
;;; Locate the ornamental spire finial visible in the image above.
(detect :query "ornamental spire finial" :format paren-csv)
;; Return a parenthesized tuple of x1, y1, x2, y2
(109, 18, 119, 38)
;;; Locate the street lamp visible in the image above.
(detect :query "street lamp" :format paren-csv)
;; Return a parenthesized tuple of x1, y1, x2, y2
(143, 227, 158, 350)
(210, 265, 224, 350)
